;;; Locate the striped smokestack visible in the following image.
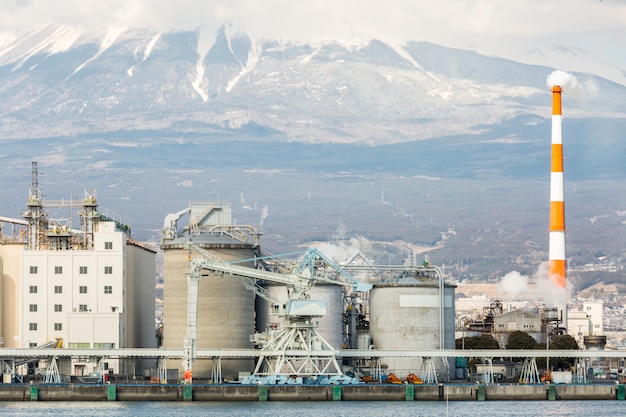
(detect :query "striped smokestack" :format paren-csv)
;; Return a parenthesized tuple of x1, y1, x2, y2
(549, 85, 566, 289)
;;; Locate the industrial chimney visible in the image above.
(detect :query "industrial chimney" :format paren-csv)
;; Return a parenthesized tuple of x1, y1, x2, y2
(549, 84, 566, 289)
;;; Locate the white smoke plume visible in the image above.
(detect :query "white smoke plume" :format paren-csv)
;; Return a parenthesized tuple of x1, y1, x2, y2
(259, 205, 269, 227)
(546, 69, 577, 89)
(497, 261, 570, 307)
(498, 271, 529, 298)
(546, 69, 585, 95)
(310, 236, 373, 264)
(330, 223, 348, 240)
(536, 261, 571, 307)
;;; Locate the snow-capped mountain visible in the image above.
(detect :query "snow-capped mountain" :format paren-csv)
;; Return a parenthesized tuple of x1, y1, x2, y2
(2, 25, 626, 280)
(1, 24, 625, 145)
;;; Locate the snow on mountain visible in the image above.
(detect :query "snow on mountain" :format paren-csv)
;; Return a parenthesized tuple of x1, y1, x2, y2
(0, 25, 625, 145)
(0, 25, 81, 69)
(512, 45, 626, 88)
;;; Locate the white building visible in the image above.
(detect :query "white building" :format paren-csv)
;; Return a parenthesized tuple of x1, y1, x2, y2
(567, 300, 603, 347)
(4, 172, 158, 377)
(19, 221, 155, 350)
(584, 300, 604, 335)
(18, 220, 156, 375)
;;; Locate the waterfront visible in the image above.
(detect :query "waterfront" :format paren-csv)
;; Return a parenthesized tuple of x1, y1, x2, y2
(0, 401, 625, 417)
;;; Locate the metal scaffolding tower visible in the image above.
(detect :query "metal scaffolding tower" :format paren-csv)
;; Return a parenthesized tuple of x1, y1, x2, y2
(22, 161, 46, 250)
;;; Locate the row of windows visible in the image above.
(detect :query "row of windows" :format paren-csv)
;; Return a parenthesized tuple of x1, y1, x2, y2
(35, 302, 94, 313)
(67, 342, 115, 349)
(29, 323, 62, 331)
(30, 304, 93, 313)
(29, 341, 115, 348)
(29, 265, 114, 275)
(28, 285, 113, 294)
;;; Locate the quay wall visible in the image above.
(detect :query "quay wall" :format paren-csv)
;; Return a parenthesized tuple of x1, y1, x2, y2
(0, 383, 624, 401)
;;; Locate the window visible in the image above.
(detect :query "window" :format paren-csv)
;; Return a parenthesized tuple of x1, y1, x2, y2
(79, 304, 88, 312)
(29, 323, 37, 331)
(104, 286, 112, 294)
(104, 266, 113, 274)
(54, 266, 63, 274)
(29, 266, 38, 274)
(29, 342, 37, 348)
(54, 286, 62, 294)
(79, 286, 88, 294)
(105, 241, 113, 250)
(29, 286, 37, 294)
(79, 266, 88, 274)
(68, 342, 90, 349)
(54, 304, 63, 312)
(54, 323, 62, 331)
(94, 342, 115, 349)
(29, 304, 37, 312)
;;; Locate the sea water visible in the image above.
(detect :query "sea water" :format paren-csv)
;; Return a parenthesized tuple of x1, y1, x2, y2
(0, 401, 624, 417)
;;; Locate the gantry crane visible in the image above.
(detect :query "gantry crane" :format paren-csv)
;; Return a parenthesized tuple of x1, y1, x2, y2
(182, 242, 371, 384)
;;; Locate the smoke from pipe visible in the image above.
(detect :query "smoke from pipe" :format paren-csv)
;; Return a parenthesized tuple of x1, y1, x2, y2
(259, 205, 270, 227)
(310, 235, 372, 263)
(497, 262, 569, 307)
(546, 69, 594, 100)
(546, 69, 577, 89)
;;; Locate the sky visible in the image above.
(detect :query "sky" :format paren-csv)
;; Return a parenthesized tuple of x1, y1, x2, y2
(1, 0, 626, 67)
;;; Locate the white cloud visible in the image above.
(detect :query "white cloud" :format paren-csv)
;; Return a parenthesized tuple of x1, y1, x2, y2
(1, 0, 625, 66)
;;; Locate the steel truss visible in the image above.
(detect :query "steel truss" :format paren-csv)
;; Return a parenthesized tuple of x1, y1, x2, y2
(253, 320, 342, 377)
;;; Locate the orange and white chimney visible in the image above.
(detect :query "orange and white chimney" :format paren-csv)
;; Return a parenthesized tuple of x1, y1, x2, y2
(549, 84, 566, 289)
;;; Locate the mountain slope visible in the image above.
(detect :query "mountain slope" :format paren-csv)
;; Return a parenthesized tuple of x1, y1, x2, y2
(1, 25, 625, 146)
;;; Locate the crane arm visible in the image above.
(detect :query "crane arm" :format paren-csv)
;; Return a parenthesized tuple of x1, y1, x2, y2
(185, 242, 372, 296)
(193, 257, 276, 303)
(189, 255, 312, 300)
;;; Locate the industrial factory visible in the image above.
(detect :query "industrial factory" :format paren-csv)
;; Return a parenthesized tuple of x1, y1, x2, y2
(159, 200, 455, 383)
(0, 74, 618, 390)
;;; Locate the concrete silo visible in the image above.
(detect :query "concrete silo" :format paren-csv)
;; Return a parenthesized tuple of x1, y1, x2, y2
(161, 202, 261, 381)
(256, 283, 345, 349)
(368, 278, 456, 380)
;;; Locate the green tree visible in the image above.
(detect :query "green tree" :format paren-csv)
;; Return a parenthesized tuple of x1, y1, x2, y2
(506, 331, 538, 350)
(456, 334, 500, 349)
(550, 335, 579, 350)
(456, 334, 500, 373)
(549, 334, 579, 370)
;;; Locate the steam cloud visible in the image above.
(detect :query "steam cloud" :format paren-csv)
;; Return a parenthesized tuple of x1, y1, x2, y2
(259, 205, 269, 227)
(546, 69, 580, 95)
(310, 235, 374, 263)
(498, 261, 570, 307)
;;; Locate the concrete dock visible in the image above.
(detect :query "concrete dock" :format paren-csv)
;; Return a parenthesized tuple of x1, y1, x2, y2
(0, 383, 624, 402)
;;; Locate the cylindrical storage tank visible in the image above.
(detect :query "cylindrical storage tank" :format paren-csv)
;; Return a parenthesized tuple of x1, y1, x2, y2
(583, 335, 607, 350)
(161, 239, 257, 381)
(256, 283, 345, 349)
(368, 281, 456, 379)
(357, 333, 371, 350)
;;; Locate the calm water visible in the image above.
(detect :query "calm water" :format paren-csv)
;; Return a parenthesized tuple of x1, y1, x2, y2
(0, 401, 624, 417)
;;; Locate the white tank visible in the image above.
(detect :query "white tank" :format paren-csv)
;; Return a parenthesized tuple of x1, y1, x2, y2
(357, 333, 371, 350)
(368, 281, 456, 379)
(256, 283, 345, 349)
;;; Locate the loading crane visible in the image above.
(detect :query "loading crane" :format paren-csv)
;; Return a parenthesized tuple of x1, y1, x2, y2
(182, 242, 371, 384)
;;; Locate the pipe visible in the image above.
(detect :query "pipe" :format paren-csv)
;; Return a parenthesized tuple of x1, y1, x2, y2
(549, 85, 566, 289)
